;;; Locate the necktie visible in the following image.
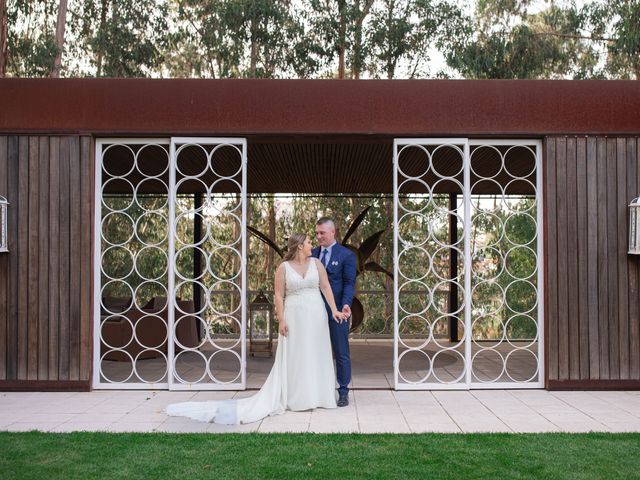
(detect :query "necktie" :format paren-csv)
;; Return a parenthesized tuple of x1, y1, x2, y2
(320, 248, 328, 267)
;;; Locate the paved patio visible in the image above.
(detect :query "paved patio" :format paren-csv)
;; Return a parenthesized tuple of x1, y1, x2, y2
(1, 389, 640, 434)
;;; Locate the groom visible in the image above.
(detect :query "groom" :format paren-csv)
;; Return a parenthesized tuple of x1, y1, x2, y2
(312, 217, 357, 407)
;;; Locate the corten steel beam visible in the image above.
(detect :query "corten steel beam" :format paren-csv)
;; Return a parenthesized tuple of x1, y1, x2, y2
(0, 79, 639, 136)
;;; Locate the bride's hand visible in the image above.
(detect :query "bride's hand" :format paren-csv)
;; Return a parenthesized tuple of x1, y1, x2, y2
(279, 321, 288, 337)
(332, 311, 346, 323)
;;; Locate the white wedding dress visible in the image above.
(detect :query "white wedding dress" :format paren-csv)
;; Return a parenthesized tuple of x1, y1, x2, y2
(164, 259, 338, 424)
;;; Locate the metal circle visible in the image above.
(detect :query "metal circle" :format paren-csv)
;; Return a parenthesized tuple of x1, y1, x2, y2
(207, 190, 242, 214)
(102, 143, 136, 177)
(397, 315, 431, 350)
(207, 247, 242, 281)
(503, 179, 537, 213)
(206, 211, 242, 248)
(470, 144, 504, 180)
(174, 211, 207, 246)
(208, 143, 244, 179)
(397, 179, 432, 213)
(471, 348, 506, 383)
(504, 348, 539, 383)
(135, 143, 170, 178)
(504, 314, 538, 349)
(398, 280, 432, 316)
(396, 144, 432, 179)
(174, 280, 208, 315)
(133, 314, 168, 349)
(431, 349, 466, 384)
(397, 348, 432, 385)
(101, 177, 135, 213)
(207, 349, 242, 384)
(504, 245, 537, 280)
(431, 315, 465, 349)
(135, 245, 169, 281)
(173, 314, 209, 350)
(173, 349, 209, 384)
(471, 314, 505, 345)
(471, 280, 505, 316)
(431, 245, 464, 282)
(504, 212, 537, 246)
(135, 212, 168, 247)
(99, 349, 135, 383)
(472, 246, 505, 282)
(470, 178, 504, 199)
(133, 280, 168, 311)
(471, 209, 504, 248)
(207, 281, 242, 316)
(504, 144, 537, 179)
(397, 212, 431, 248)
(101, 245, 134, 281)
(100, 315, 135, 350)
(101, 212, 135, 247)
(504, 280, 538, 314)
(174, 246, 208, 281)
(133, 349, 168, 384)
(175, 177, 209, 213)
(134, 178, 169, 211)
(397, 246, 432, 281)
(432, 279, 464, 315)
(175, 143, 210, 178)
(430, 144, 465, 179)
(100, 280, 134, 315)
(206, 315, 243, 350)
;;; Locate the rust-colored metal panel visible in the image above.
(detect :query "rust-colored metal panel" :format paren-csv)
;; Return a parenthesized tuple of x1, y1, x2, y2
(0, 79, 639, 136)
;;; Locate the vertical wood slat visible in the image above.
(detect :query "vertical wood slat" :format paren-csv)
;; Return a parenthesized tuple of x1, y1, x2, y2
(69, 136, 81, 381)
(48, 137, 60, 380)
(555, 137, 570, 380)
(27, 137, 39, 380)
(79, 137, 92, 381)
(6, 136, 18, 379)
(0, 137, 7, 380)
(576, 137, 589, 379)
(17, 137, 29, 380)
(566, 137, 580, 379)
(606, 138, 620, 379)
(37, 137, 50, 380)
(545, 138, 559, 381)
(596, 137, 610, 378)
(617, 138, 629, 379)
(58, 137, 70, 380)
(628, 137, 640, 379)
(586, 137, 600, 379)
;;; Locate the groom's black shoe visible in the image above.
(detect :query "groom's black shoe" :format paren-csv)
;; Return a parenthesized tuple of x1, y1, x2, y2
(337, 393, 349, 407)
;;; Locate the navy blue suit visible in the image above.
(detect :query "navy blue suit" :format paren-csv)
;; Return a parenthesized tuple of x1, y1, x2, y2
(312, 243, 357, 396)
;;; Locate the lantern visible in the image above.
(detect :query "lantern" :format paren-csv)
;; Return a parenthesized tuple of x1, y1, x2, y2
(630, 197, 640, 255)
(0, 196, 8, 253)
(249, 291, 274, 356)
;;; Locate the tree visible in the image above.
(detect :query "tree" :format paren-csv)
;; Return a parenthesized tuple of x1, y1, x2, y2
(4, 0, 58, 77)
(50, 0, 67, 77)
(366, 0, 467, 79)
(583, 0, 640, 79)
(445, 0, 600, 79)
(0, 0, 7, 76)
(69, 0, 169, 77)
(168, 0, 317, 78)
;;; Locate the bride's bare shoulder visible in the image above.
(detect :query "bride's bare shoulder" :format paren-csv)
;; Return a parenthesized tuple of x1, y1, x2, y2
(311, 258, 324, 269)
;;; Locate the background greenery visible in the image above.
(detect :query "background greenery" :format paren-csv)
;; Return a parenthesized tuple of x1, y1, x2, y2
(2, 0, 639, 80)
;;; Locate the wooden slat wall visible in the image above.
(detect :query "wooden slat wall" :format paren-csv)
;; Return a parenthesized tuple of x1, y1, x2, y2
(546, 136, 640, 386)
(0, 135, 93, 388)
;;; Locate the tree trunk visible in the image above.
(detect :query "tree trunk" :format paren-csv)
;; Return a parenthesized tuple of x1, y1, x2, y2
(96, 0, 109, 76)
(0, 0, 7, 77)
(338, 0, 346, 78)
(249, 17, 258, 78)
(50, 0, 69, 78)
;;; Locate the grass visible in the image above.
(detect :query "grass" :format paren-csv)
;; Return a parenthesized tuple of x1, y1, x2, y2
(1, 431, 639, 479)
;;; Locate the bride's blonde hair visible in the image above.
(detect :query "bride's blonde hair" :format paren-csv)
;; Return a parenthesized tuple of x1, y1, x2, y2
(282, 233, 308, 262)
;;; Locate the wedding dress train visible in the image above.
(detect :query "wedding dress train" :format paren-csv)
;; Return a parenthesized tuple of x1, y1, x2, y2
(164, 259, 337, 424)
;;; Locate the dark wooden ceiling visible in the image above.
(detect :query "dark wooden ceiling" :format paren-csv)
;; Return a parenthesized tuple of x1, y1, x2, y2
(101, 139, 537, 195)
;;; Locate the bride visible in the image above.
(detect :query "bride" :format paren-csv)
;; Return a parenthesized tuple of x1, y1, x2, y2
(164, 233, 347, 424)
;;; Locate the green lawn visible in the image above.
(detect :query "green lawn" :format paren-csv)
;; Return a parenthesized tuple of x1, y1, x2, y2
(1, 432, 639, 479)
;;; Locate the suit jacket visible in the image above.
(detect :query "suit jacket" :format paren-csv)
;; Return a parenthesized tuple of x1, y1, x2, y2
(311, 243, 357, 309)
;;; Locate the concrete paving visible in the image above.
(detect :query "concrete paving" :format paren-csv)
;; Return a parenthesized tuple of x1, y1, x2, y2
(2, 389, 640, 433)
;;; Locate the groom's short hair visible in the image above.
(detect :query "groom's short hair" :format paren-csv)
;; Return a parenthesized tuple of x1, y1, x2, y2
(316, 217, 335, 230)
